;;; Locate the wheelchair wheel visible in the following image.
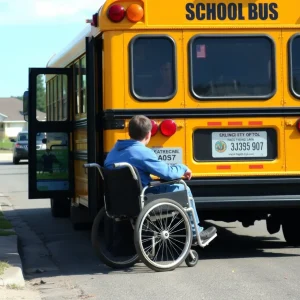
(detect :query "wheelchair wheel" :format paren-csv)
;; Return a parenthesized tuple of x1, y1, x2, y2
(185, 250, 198, 267)
(134, 199, 192, 272)
(91, 207, 139, 269)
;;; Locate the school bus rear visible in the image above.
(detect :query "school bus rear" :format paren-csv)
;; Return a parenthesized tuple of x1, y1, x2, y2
(97, 0, 300, 241)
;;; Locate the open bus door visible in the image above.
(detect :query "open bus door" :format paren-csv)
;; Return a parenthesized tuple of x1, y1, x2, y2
(26, 68, 74, 203)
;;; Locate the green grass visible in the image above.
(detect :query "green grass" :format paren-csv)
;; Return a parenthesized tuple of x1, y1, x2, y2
(0, 141, 13, 150)
(0, 229, 16, 236)
(0, 217, 12, 230)
(0, 261, 10, 276)
(36, 172, 69, 180)
(0, 211, 3, 217)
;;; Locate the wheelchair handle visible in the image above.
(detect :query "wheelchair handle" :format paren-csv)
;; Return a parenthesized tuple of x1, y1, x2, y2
(83, 163, 104, 180)
(113, 162, 138, 180)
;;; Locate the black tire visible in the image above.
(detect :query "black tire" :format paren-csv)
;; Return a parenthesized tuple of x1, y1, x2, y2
(282, 219, 300, 246)
(185, 250, 199, 267)
(266, 215, 280, 235)
(50, 198, 71, 218)
(91, 207, 139, 269)
(13, 157, 19, 164)
(134, 199, 192, 272)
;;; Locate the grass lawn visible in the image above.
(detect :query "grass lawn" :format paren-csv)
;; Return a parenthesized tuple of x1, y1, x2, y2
(0, 261, 10, 276)
(0, 229, 15, 236)
(0, 141, 13, 150)
(0, 217, 12, 230)
(0, 212, 15, 236)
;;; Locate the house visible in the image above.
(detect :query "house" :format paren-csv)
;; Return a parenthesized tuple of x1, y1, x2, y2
(0, 97, 46, 140)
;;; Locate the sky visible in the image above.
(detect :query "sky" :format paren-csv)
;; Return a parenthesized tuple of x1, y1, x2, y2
(0, 0, 103, 97)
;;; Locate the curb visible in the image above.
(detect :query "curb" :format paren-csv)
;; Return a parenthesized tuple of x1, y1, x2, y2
(0, 199, 25, 288)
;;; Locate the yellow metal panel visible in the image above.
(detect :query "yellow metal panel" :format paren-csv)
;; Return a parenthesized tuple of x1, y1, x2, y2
(183, 29, 283, 109)
(103, 31, 125, 110)
(123, 31, 185, 109)
(104, 129, 127, 153)
(74, 160, 88, 197)
(99, 0, 300, 30)
(284, 118, 300, 174)
(74, 129, 87, 151)
(103, 119, 186, 156)
(185, 117, 285, 176)
(282, 29, 300, 107)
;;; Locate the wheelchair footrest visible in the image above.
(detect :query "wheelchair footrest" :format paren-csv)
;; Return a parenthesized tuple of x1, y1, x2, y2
(198, 233, 217, 248)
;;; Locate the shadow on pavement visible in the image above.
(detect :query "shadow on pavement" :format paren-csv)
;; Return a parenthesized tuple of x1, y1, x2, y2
(2, 206, 299, 280)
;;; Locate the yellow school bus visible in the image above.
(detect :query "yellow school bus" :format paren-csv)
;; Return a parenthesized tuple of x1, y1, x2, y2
(25, 0, 300, 245)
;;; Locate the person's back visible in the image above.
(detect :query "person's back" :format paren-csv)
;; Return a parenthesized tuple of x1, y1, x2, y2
(105, 139, 188, 187)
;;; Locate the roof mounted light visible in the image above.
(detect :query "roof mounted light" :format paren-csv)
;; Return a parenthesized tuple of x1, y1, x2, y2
(127, 4, 144, 22)
(86, 13, 98, 27)
(107, 4, 125, 22)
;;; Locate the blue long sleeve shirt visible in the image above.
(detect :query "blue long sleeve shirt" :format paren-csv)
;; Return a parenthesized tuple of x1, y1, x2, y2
(104, 140, 188, 187)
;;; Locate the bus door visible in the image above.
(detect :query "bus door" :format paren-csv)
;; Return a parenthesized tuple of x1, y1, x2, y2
(26, 68, 74, 200)
(86, 36, 104, 216)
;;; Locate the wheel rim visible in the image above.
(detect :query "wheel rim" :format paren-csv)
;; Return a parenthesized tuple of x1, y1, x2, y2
(138, 202, 191, 269)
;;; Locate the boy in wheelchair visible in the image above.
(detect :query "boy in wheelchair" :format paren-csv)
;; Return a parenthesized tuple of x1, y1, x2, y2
(104, 115, 217, 244)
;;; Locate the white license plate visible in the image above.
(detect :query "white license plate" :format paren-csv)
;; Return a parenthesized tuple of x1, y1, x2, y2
(212, 131, 268, 158)
(152, 147, 183, 164)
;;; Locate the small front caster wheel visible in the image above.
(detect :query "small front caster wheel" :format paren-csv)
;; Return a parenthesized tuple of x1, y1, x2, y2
(185, 250, 199, 267)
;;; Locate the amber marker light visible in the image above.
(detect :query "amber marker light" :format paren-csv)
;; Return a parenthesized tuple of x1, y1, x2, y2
(126, 4, 144, 22)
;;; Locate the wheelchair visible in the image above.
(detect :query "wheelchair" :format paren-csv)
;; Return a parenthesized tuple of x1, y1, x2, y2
(83, 162, 217, 272)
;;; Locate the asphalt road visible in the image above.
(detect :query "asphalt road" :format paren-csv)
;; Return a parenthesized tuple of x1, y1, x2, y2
(1, 153, 300, 300)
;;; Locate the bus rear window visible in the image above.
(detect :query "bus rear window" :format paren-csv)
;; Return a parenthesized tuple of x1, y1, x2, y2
(130, 36, 176, 100)
(289, 35, 300, 97)
(189, 36, 275, 100)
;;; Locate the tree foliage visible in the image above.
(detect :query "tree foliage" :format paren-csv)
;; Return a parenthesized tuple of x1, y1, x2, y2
(11, 75, 46, 113)
(36, 75, 46, 113)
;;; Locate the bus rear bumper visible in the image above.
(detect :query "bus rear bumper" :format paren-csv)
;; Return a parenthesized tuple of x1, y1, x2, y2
(194, 195, 300, 210)
(187, 176, 300, 211)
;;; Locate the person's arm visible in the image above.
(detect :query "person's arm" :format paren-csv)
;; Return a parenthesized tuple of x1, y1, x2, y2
(142, 150, 189, 181)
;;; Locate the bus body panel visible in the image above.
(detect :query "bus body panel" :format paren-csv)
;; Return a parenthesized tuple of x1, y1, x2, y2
(30, 0, 300, 231)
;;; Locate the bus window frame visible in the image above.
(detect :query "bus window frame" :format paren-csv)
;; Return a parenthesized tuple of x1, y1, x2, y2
(288, 33, 300, 99)
(129, 34, 178, 102)
(188, 34, 277, 101)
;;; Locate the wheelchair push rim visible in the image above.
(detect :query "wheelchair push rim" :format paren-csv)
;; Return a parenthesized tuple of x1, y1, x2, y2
(134, 199, 192, 272)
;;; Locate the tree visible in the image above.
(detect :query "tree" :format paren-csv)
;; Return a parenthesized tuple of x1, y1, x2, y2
(36, 75, 46, 113)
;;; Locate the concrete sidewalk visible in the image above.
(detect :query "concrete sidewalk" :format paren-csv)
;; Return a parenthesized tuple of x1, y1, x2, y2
(0, 152, 12, 162)
(0, 197, 25, 288)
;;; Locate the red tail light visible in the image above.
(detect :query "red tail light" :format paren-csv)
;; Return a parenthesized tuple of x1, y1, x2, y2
(297, 119, 300, 132)
(160, 119, 177, 137)
(107, 5, 125, 22)
(15, 143, 21, 148)
(151, 120, 158, 136)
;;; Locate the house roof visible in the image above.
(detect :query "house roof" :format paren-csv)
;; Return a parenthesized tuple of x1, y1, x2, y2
(0, 97, 46, 121)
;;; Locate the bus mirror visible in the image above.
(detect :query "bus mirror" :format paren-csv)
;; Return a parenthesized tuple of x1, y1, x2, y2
(42, 138, 47, 144)
(23, 91, 29, 122)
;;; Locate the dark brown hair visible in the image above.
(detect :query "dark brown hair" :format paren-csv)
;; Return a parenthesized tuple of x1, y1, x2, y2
(128, 115, 152, 141)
